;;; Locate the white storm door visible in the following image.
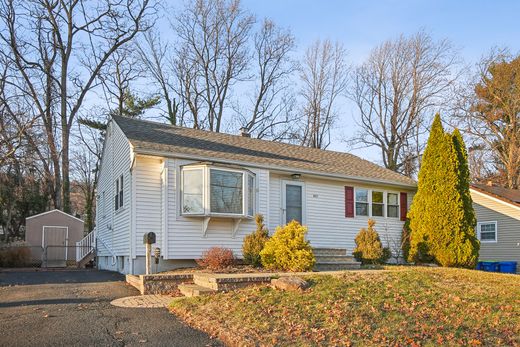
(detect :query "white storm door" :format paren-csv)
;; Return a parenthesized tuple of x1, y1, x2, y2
(281, 180, 305, 225)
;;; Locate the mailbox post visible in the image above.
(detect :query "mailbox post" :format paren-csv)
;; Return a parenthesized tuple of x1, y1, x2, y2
(143, 232, 156, 275)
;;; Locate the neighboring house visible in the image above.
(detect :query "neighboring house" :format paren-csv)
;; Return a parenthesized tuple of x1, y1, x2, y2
(95, 116, 416, 274)
(471, 183, 520, 271)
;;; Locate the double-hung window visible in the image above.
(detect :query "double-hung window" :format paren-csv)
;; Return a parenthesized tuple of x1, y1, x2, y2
(115, 175, 123, 211)
(477, 221, 497, 242)
(387, 193, 399, 218)
(355, 189, 369, 216)
(181, 165, 256, 218)
(371, 191, 384, 217)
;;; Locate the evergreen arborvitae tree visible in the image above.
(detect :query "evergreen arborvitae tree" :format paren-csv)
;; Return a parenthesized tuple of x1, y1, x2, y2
(408, 115, 479, 268)
(451, 129, 480, 267)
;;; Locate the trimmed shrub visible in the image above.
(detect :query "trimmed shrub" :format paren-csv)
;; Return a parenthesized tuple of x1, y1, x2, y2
(242, 214, 269, 267)
(196, 247, 235, 270)
(353, 219, 387, 264)
(260, 221, 315, 272)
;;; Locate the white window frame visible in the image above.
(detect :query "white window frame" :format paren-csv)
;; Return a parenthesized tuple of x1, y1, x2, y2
(354, 187, 400, 219)
(477, 221, 498, 243)
(180, 164, 256, 218)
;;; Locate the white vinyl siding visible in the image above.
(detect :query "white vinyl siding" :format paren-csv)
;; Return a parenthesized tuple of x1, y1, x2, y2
(269, 174, 413, 253)
(95, 121, 132, 257)
(134, 156, 163, 256)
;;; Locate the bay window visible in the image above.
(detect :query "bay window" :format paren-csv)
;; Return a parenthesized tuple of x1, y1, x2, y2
(181, 164, 256, 217)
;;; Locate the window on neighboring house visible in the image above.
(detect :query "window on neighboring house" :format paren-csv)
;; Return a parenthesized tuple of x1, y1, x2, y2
(182, 168, 204, 214)
(115, 175, 123, 211)
(181, 165, 255, 217)
(371, 191, 384, 217)
(387, 193, 399, 218)
(355, 189, 369, 216)
(477, 221, 497, 242)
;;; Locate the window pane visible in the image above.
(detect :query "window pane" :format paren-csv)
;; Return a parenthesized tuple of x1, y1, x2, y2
(387, 193, 398, 205)
(387, 205, 398, 218)
(210, 169, 243, 214)
(356, 202, 368, 216)
(372, 191, 383, 203)
(248, 175, 255, 216)
(356, 189, 368, 202)
(481, 223, 495, 232)
(480, 232, 496, 241)
(372, 203, 384, 217)
(183, 169, 204, 214)
(285, 185, 302, 223)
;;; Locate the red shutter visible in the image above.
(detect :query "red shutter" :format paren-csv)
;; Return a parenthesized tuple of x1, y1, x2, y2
(345, 186, 354, 218)
(400, 192, 408, 221)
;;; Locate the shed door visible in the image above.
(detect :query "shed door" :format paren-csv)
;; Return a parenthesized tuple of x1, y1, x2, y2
(43, 226, 68, 267)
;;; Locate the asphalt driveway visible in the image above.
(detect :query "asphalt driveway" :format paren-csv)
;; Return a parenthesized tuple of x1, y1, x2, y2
(0, 269, 221, 347)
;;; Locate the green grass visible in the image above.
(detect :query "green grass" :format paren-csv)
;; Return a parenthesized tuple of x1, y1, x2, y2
(170, 267, 520, 346)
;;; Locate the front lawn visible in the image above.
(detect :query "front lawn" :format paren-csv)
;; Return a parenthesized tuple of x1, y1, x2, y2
(170, 267, 520, 346)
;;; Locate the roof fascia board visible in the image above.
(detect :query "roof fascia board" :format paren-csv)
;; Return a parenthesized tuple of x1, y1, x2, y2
(133, 148, 417, 190)
(470, 188, 520, 212)
(25, 209, 84, 223)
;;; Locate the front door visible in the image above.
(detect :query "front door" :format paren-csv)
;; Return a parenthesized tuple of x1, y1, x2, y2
(43, 226, 68, 267)
(282, 181, 305, 225)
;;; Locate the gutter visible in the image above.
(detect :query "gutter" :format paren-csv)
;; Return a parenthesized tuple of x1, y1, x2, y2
(132, 147, 417, 190)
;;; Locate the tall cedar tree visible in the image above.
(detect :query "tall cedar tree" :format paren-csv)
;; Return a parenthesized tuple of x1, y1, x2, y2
(408, 115, 479, 267)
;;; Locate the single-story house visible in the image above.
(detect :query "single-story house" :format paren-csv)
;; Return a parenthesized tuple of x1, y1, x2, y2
(25, 209, 84, 267)
(95, 116, 416, 275)
(471, 183, 520, 271)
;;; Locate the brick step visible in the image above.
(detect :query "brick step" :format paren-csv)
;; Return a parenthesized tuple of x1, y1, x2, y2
(178, 283, 216, 297)
(312, 248, 347, 257)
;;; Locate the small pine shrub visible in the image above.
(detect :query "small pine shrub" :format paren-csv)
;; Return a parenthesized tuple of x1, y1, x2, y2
(196, 247, 235, 271)
(353, 219, 387, 264)
(260, 220, 315, 272)
(381, 247, 392, 263)
(242, 214, 269, 267)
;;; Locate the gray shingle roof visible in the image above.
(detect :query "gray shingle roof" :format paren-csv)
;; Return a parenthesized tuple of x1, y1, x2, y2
(112, 116, 416, 187)
(471, 183, 520, 206)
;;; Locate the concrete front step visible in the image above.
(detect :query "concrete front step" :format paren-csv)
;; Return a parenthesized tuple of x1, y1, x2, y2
(312, 248, 347, 257)
(193, 273, 272, 291)
(315, 255, 357, 263)
(178, 283, 216, 297)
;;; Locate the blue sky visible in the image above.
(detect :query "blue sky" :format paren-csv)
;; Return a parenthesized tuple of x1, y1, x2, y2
(156, 0, 520, 163)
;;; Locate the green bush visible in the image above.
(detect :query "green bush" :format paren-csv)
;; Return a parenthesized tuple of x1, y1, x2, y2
(242, 214, 269, 267)
(353, 219, 388, 264)
(260, 220, 315, 272)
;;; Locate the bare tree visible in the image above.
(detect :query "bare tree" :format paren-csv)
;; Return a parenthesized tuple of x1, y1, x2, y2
(298, 39, 348, 149)
(172, 0, 254, 131)
(349, 31, 460, 176)
(0, 0, 155, 212)
(455, 49, 520, 188)
(235, 19, 297, 140)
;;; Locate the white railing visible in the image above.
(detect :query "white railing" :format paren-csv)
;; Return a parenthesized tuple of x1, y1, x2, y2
(76, 229, 96, 262)
(96, 233, 117, 265)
